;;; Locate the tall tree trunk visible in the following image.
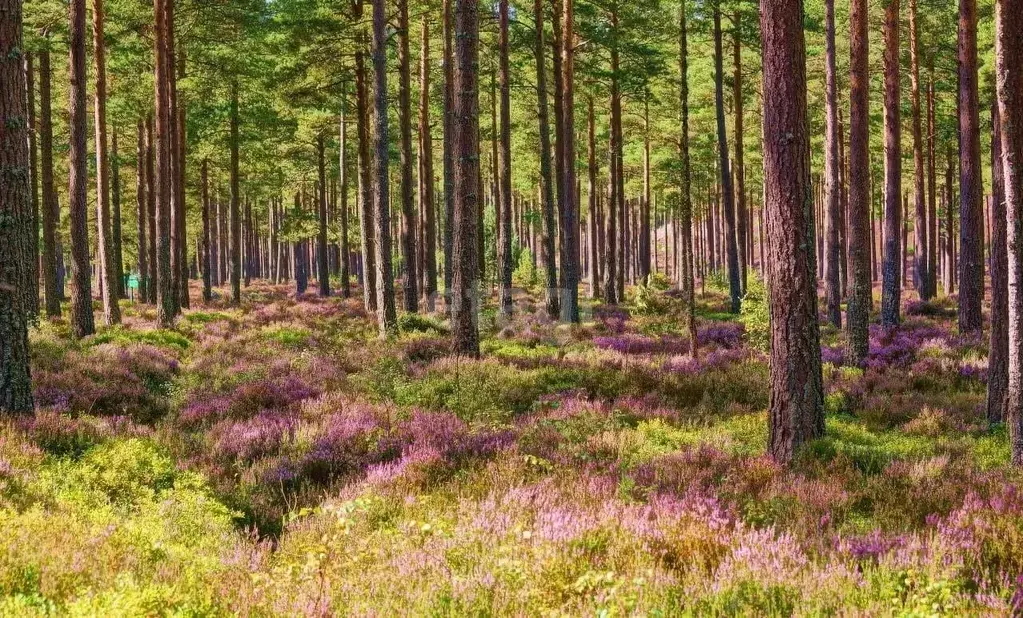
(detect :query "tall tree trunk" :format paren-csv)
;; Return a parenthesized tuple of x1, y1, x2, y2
(824, 0, 842, 327)
(760, 0, 823, 463)
(39, 49, 61, 317)
(24, 52, 39, 316)
(372, 0, 397, 335)
(927, 71, 938, 299)
(173, 15, 188, 311)
(356, 49, 377, 312)
(880, 0, 902, 328)
(111, 131, 124, 299)
(146, 116, 157, 304)
(442, 0, 455, 314)
(136, 120, 149, 302)
(397, 0, 418, 313)
(846, 0, 871, 362)
(996, 0, 1023, 462)
(69, 0, 95, 337)
(587, 97, 600, 299)
(317, 133, 330, 296)
(0, 0, 34, 412)
(419, 20, 437, 311)
(497, 0, 513, 318)
(909, 0, 930, 300)
(559, 0, 578, 322)
(713, 6, 740, 314)
(680, 1, 697, 359)
(201, 159, 212, 302)
(340, 95, 352, 298)
(534, 0, 559, 316)
(92, 0, 120, 326)
(153, 0, 174, 323)
(989, 99, 1008, 424)
(945, 150, 956, 295)
(229, 81, 241, 305)
(451, 0, 481, 355)
(732, 12, 747, 293)
(639, 98, 652, 283)
(958, 0, 984, 336)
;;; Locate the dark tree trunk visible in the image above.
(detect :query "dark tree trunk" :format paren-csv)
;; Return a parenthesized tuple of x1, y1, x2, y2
(989, 99, 1008, 424)
(24, 51, 39, 317)
(0, 0, 34, 413)
(39, 49, 61, 317)
(294, 194, 308, 295)
(927, 71, 938, 299)
(732, 12, 747, 293)
(201, 159, 212, 302)
(713, 7, 741, 314)
(995, 0, 1023, 462)
(397, 0, 417, 313)
(153, 0, 174, 323)
(340, 98, 352, 298)
(419, 20, 436, 311)
(958, 0, 984, 336)
(587, 97, 600, 299)
(172, 13, 187, 311)
(69, 0, 95, 337)
(92, 0, 120, 326)
(317, 133, 330, 297)
(534, 0, 559, 317)
(229, 81, 241, 305)
(680, 2, 697, 359)
(909, 0, 930, 300)
(111, 131, 124, 299)
(945, 150, 956, 295)
(451, 0, 481, 356)
(356, 49, 377, 312)
(640, 98, 652, 283)
(606, 5, 622, 304)
(880, 0, 902, 328)
(146, 116, 157, 304)
(442, 0, 455, 313)
(372, 0, 397, 335)
(136, 120, 149, 302)
(824, 0, 842, 327)
(760, 0, 824, 463)
(497, 0, 513, 319)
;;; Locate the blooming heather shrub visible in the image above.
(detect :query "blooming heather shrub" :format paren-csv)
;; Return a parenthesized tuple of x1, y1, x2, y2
(32, 344, 179, 423)
(939, 486, 1023, 587)
(592, 305, 630, 334)
(697, 322, 745, 349)
(398, 335, 452, 364)
(18, 411, 150, 458)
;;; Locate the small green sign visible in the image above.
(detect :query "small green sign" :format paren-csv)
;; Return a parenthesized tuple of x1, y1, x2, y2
(127, 275, 140, 290)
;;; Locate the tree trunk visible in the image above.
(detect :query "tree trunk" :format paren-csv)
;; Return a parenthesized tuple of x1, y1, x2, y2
(909, 0, 930, 300)
(587, 98, 600, 299)
(136, 120, 149, 302)
(419, 20, 437, 311)
(996, 0, 1023, 462)
(945, 150, 956, 295)
(497, 0, 513, 319)
(339, 97, 352, 297)
(355, 49, 377, 312)
(39, 49, 61, 317)
(824, 0, 841, 328)
(760, 0, 824, 463)
(442, 0, 455, 314)
(23, 51, 39, 317)
(201, 159, 212, 302)
(111, 130, 124, 299)
(534, 0, 559, 317)
(173, 15, 188, 311)
(558, 0, 578, 322)
(372, 0, 397, 335)
(880, 0, 901, 328)
(680, 2, 697, 359)
(732, 12, 747, 293)
(146, 116, 158, 304)
(640, 98, 652, 283)
(317, 133, 330, 296)
(153, 0, 175, 323)
(958, 0, 985, 336)
(927, 70, 938, 299)
(92, 0, 121, 326)
(989, 99, 1008, 424)
(397, 0, 417, 313)
(0, 0, 34, 413)
(714, 7, 740, 314)
(846, 0, 871, 363)
(451, 0, 481, 356)
(69, 0, 95, 337)
(229, 81, 241, 305)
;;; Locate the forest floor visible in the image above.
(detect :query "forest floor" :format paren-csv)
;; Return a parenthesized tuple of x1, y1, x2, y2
(2, 276, 1021, 615)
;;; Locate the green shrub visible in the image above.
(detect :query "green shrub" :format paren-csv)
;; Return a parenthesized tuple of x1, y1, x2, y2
(740, 276, 770, 353)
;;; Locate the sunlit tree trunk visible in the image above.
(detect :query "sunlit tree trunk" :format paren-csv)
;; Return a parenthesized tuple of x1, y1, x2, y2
(732, 12, 747, 293)
(355, 48, 377, 312)
(136, 120, 149, 302)
(713, 7, 740, 314)
(824, 0, 842, 327)
(340, 99, 352, 298)
(451, 0, 481, 356)
(533, 0, 559, 317)
(989, 100, 1008, 424)
(958, 0, 985, 336)
(497, 0, 513, 319)
(229, 81, 241, 305)
(909, 0, 930, 300)
(760, 0, 824, 463)
(996, 0, 1023, 463)
(442, 0, 455, 313)
(92, 0, 120, 326)
(418, 20, 436, 311)
(39, 48, 61, 318)
(397, 0, 417, 313)
(880, 0, 902, 328)
(0, 0, 34, 413)
(846, 0, 871, 362)
(372, 0, 397, 335)
(201, 159, 212, 302)
(680, 2, 697, 359)
(559, 0, 578, 322)
(23, 52, 39, 316)
(69, 0, 95, 337)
